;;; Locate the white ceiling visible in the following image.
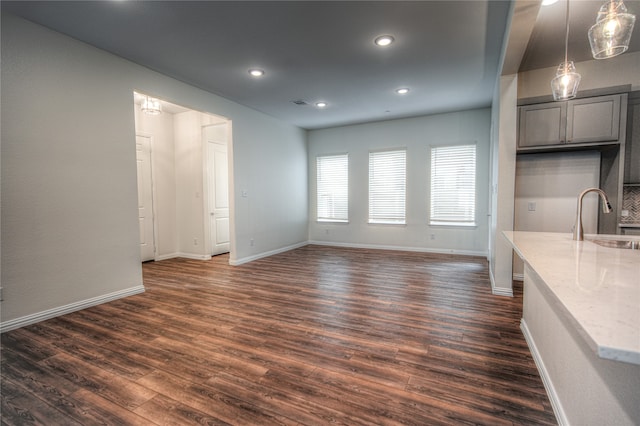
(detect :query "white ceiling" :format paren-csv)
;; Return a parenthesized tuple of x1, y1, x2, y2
(3, 1, 639, 129)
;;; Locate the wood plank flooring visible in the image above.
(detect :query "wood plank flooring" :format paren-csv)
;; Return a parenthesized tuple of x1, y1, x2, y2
(1, 245, 556, 425)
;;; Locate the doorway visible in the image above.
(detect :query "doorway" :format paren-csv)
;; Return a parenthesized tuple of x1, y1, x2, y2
(204, 123, 231, 256)
(133, 91, 233, 262)
(136, 134, 156, 261)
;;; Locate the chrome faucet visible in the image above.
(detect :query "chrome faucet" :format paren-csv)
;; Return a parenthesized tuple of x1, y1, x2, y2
(573, 188, 612, 241)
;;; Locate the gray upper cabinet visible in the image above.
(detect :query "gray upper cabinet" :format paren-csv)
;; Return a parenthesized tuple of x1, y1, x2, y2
(518, 94, 623, 151)
(567, 95, 620, 144)
(518, 103, 566, 148)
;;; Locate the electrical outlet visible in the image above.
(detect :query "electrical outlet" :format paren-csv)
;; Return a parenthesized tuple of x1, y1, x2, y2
(0, 287, 3, 301)
(528, 202, 536, 212)
(324, 229, 330, 235)
(250, 238, 254, 247)
(194, 238, 198, 246)
(430, 234, 436, 240)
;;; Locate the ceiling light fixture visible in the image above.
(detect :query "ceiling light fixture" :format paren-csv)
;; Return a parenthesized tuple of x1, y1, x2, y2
(588, 0, 636, 59)
(315, 102, 328, 108)
(542, 0, 559, 5)
(396, 88, 410, 95)
(248, 68, 265, 77)
(141, 96, 162, 115)
(374, 35, 394, 47)
(551, 0, 581, 101)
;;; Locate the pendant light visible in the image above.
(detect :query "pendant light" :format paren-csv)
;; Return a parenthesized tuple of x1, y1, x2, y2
(551, 0, 581, 101)
(141, 96, 162, 115)
(588, 0, 636, 59)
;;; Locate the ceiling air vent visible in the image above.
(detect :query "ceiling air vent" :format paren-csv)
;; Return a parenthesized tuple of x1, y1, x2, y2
(291, 100, 308, 106)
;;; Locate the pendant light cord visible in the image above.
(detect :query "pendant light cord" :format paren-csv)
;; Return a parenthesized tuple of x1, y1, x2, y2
(564, 0, 570, 66)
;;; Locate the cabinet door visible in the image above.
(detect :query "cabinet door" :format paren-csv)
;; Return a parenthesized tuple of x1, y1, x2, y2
(567, 95, 620, 144)
(518, 103, 566, 148)
(626, 99, 640, 183)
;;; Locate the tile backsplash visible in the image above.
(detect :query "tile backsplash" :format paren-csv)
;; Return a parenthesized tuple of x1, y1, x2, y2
(621, 185, 640, 224)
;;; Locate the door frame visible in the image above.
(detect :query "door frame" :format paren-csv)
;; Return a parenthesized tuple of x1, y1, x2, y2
(135, 132, 159, 261)
(201, 120, 233, 258)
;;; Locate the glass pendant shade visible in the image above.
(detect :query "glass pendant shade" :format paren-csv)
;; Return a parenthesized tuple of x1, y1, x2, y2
(588, 0, 636, 59)
(141, 96, 162, 115)
(551, 61, 581, 101)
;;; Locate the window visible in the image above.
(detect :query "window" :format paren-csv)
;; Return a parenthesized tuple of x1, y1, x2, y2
(430, 144, 476, 226)
(369, 149, 406, 224)
(316, 154, 348, 222)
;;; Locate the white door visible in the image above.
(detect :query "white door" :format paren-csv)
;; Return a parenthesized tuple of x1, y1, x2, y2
(206, 125, 230, 255)
(136, 135, 155, 261)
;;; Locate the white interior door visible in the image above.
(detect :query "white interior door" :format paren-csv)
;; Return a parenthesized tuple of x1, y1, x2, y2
(207, 125, 230, 255)
(136, 135, 155, 261)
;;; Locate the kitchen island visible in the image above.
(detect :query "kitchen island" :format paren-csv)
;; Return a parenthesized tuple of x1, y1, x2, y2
(503, 231, 639, 426)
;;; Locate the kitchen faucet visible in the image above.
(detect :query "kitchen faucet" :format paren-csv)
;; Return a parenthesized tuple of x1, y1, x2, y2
(573, 188, 612, 241)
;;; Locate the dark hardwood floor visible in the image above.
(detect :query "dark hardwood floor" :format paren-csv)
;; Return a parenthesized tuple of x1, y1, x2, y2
(1, 245, 556, 425)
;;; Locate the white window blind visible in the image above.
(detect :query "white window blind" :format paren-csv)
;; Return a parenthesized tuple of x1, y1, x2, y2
(369, 149, 406, 224)
(316, 154, 349, 222)
(430, 144, 476, 226)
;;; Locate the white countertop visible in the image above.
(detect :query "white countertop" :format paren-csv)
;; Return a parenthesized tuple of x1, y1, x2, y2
(503, 231, 640, 365)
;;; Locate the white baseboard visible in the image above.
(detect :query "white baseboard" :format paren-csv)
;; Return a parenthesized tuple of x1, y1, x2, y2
(175, 252, 212, 261)
(155, 252, 211, 261)
(491, 286, 514, 297)
(489, 265, 514, 297)
(520, 319, 567, 426)
(307, 240, 488, 257)
(154, 252, 180, 261)
(230, 241, 309, 266)
(0, 285, 145, 333)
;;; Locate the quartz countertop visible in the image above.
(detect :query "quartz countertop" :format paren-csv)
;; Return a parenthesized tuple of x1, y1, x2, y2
(503, 231, 640, 365)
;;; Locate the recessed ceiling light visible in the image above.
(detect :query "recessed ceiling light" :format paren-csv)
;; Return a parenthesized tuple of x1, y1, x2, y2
(541, 0, 558, 5)
(396, 88, 410, 95)
(248, 69, 265, 77)
(374, 35, 395, 47)
(315, 102, 328, 108)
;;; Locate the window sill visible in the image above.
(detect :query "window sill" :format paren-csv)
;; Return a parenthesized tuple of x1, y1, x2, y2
(368, 220, 406, 226)
(430, 221, 477, 228)
(317, 219, 349, 224)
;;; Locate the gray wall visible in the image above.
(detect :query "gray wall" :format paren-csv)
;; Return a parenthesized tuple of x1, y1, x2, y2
(513, 151, 600, 276)
(1, 14, 308, 328)
(308, 109, 491, 255)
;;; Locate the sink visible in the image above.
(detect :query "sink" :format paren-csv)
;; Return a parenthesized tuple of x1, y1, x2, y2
(589, 239, 640, 250)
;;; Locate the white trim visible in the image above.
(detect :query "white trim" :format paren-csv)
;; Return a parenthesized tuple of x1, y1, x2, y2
(512, 272, 524, 281)
(176, 253, 212, 261)
(230, 241, 308, 266)
(489, 266, 514, 297)
(0, 285, 146, 333)
(154, 252, 181, 261)
(520, 319, 567, 426)
(308, 240, 487, 257)
(135, 132, 159, 261)
(154, 252, 212, 261)
(202, 125, 212, 257)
